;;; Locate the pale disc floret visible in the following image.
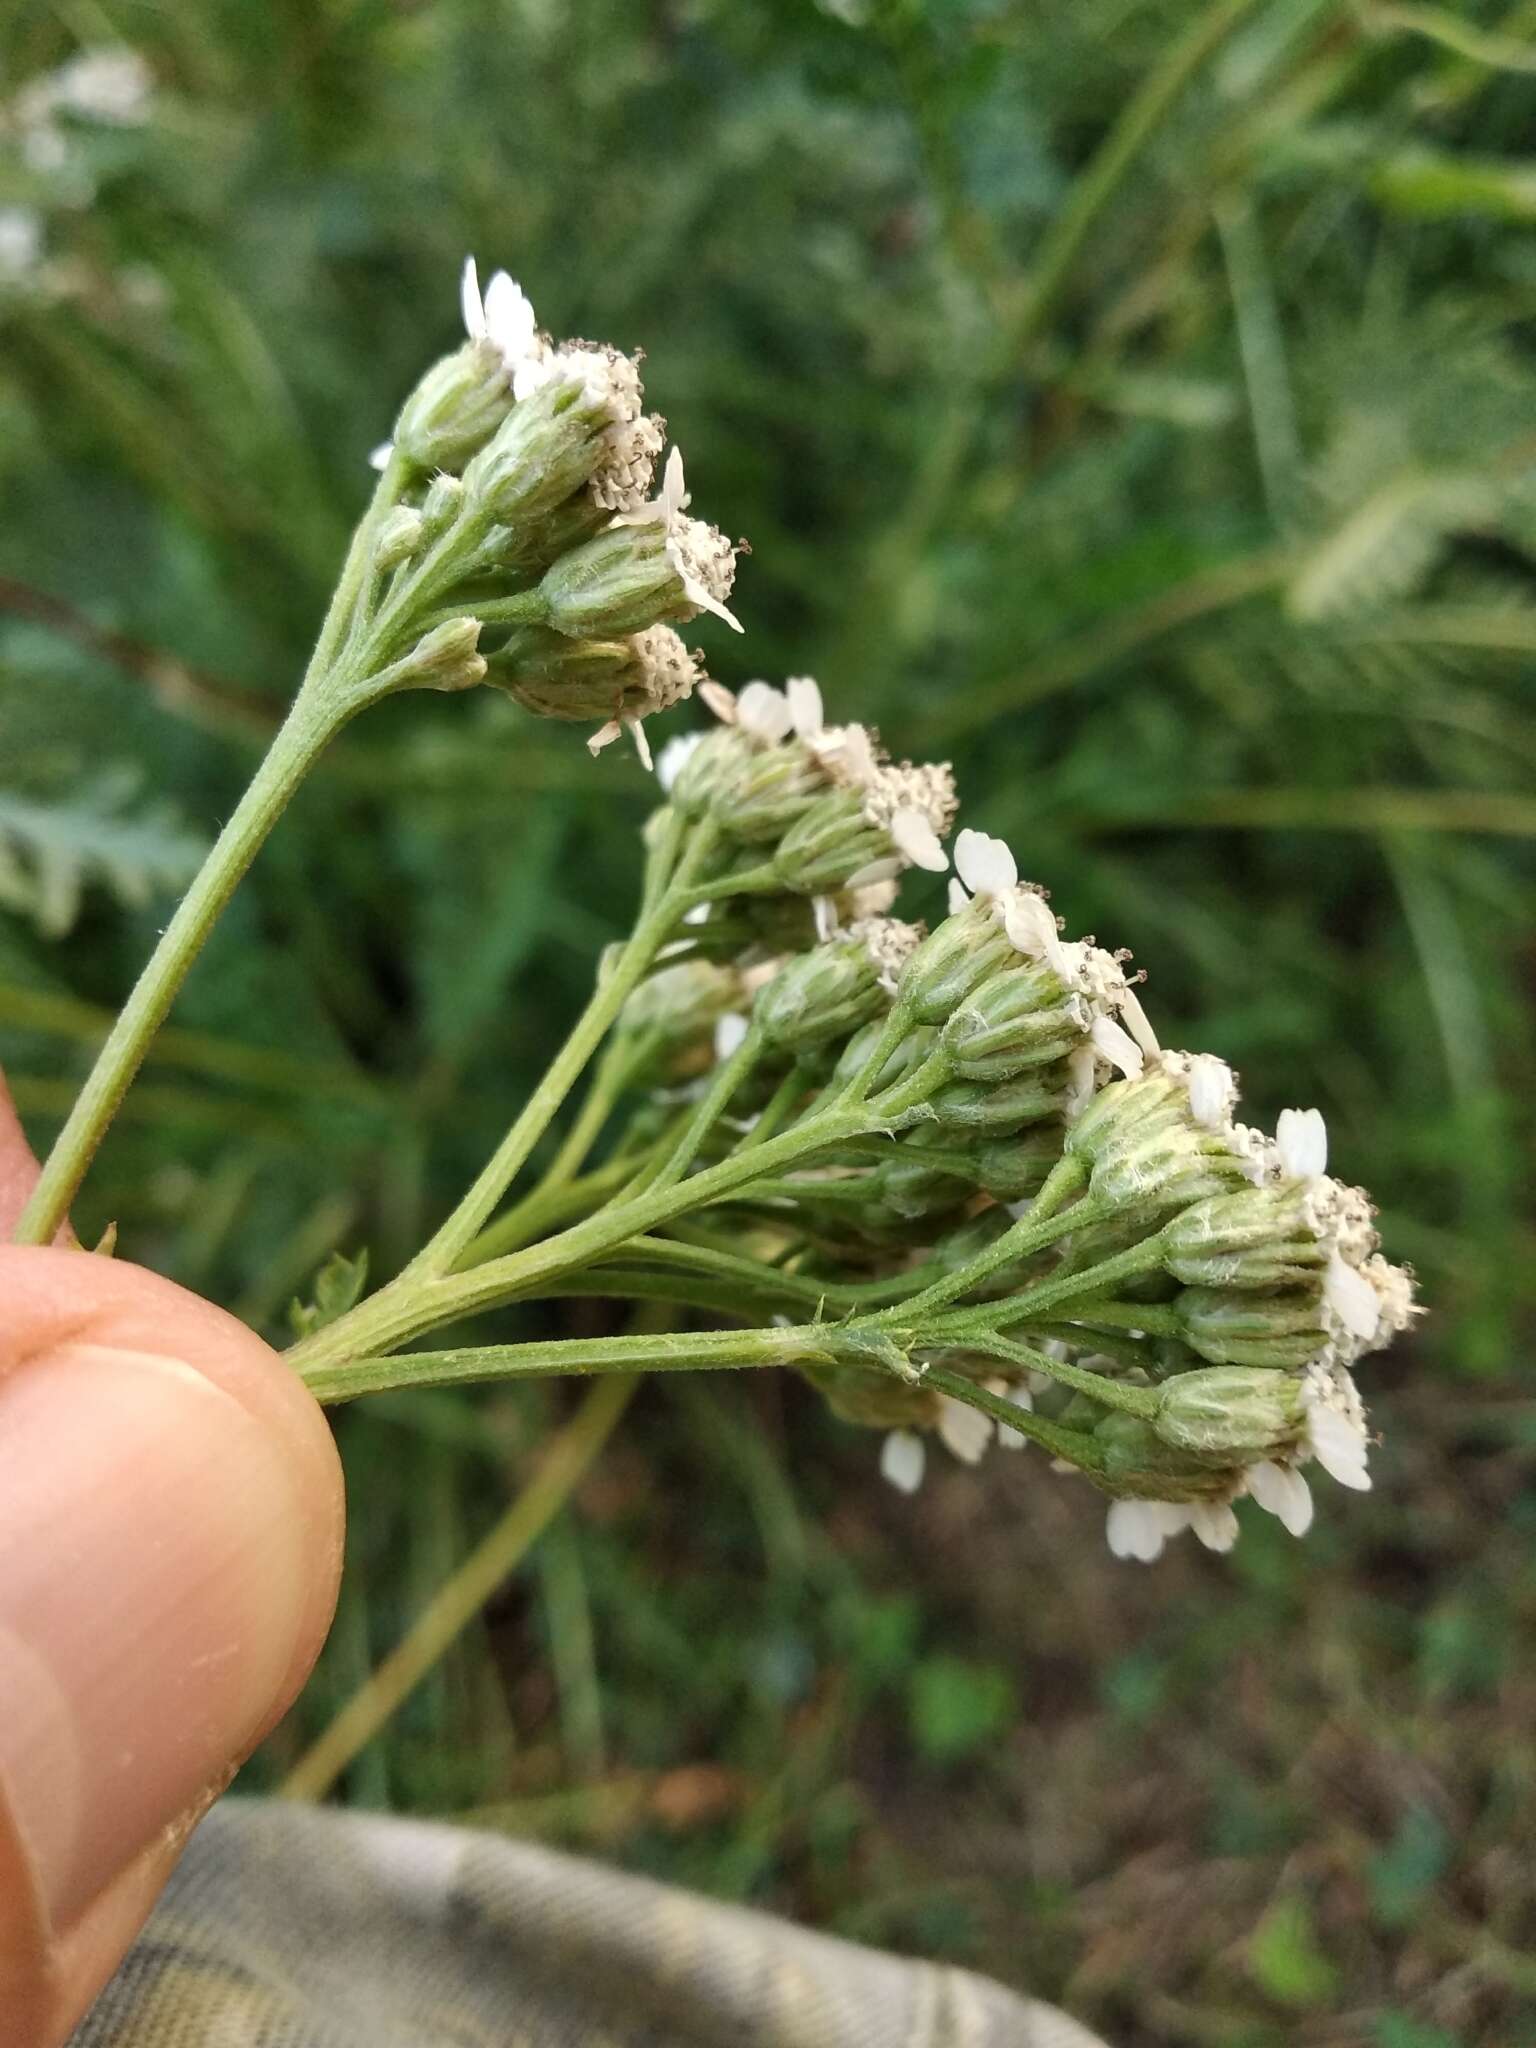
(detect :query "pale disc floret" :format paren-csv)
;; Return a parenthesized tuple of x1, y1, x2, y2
(586, 625, 704, 768)
(612, 447, 743, 631)
(1304, 1176, 1385, 1357)
(937, 1395, 994, 1465)
(859, 761, 956, 876)
(848, 915, 925, 994)
(1299, 1363, 1372, 1490)
(881, 1429, 927, 1494)
(520, 337, 665, 514)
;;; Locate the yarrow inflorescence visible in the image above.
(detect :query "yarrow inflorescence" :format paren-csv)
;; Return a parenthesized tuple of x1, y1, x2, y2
(7, 246, 1429, 1529)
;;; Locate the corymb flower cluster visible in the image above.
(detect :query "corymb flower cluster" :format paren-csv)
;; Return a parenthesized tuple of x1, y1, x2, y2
(357, 257, 744, 764)
(276, 258, 1420, 1568)
(599, 675, 1420, 1565)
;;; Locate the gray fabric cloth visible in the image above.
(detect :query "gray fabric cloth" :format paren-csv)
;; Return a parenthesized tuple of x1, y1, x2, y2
(77, 1799, 1108, 2047)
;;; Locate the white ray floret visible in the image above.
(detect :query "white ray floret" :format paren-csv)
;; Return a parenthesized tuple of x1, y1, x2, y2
(1276, 1106, 1328, 1181)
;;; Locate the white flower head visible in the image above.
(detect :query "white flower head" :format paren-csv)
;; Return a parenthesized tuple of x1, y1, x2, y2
(0, 205, 43, 284)
(1276, 1106, 1328, 1182)
(881, 1429, 926, 1494)
(860, 760, 956, 876)
(47, 49, 153, 123)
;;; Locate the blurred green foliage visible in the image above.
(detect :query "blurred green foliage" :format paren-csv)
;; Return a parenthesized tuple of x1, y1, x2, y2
(2, 2, 1534, 2041)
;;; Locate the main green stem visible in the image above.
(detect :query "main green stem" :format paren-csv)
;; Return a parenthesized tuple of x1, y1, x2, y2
(11, 455, 410, 1246)
(12, 689, 350, 1244)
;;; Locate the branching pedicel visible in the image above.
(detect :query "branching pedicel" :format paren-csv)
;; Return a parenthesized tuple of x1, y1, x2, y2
(13, 261, 1420, 1563)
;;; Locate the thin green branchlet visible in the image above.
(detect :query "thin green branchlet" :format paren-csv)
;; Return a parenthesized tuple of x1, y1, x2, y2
(17, 265, 1421, 1568)
(11, 257, 742, 1247)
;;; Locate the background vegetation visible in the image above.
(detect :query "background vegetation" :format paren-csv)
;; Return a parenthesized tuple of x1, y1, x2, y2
(3, 3, 1534, 2041)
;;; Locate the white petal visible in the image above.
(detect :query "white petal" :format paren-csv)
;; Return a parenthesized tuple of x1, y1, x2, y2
(661, 444, 689, 518)
(481, 269, 537, 362)
(1090, 1013, 1145, 1080)
(367, 440, 394, 472)
(946, 877, 970, 916)
(674, 556, 744, 632)
(1325, 1250, 1381, 1342)
(1306, 1403, 1372, 1491)
(1107, 1500, 1174, 1562)
(698, 680, 737, 725)
(460, 255, 485, 340)
(785, 675, 824, 738)
(1118, 985, 1160, 1058)
(733, 682, 793, 741)
(1189, 1502, 1241, 1553)
(1246, 1459, 1314, 1537)
(880, 1429, 926, 1494)
(889, 807, 948, 873)
(626, 714, 653, 770)
(937, 1395, 993, 1465)
(1187, 1054, 1236, 1132)
(1063, 1043, 1098, 1120)
(954, 828, 1016, 897)
(1002, 889, 1056, 959)
(587, 719, 622, 757)
(655, 731, 702, 793)
(1277, 1106, 1328, 1181)
(714, 1012, 750, 1061)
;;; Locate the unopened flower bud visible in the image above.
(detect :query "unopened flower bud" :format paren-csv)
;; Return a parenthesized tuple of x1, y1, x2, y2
(941, 961, 1092, 1080)
(1093, 1412, 1238, 1501)
(395, 617, 486, 693)
(373, 505, 425, 573)
(668, 726, 755, 816)
(929, 1065, 1072, 1136)
(463, 376, 610, 525)
(771, 789, 897, 895)
(1162, 1185, 1325, 1290)
(873, 1138, 974, 1220)
(537, 521, 699, 638)
(897, 904, 1020, 1025)
(394, 343, 516, 473)
(1175, 1287, 1327, 1367)
(1152, 1367, 1307, 1466)
(724, 746, 830, 842)
(618, 959, 743, 1080)
(756, 933, 891, 1051)
(831, 1019, 937, 1095)
(974, 1129, 1064, 1203)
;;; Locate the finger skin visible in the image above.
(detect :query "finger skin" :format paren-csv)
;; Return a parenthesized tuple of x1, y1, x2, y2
(0, 1247, 344, 2046)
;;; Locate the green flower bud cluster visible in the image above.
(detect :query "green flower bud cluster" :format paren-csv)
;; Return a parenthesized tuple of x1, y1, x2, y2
(353, 263, 740, 762)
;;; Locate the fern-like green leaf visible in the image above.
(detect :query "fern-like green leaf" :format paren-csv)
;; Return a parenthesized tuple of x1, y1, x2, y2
(0, 770, 207, 938)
